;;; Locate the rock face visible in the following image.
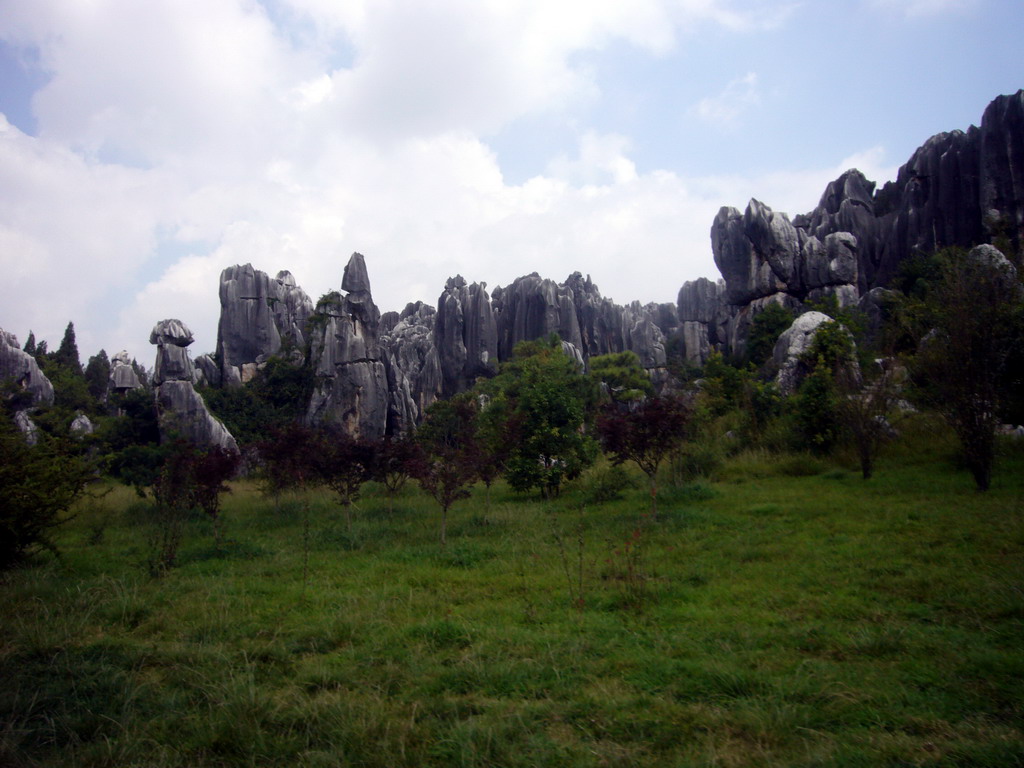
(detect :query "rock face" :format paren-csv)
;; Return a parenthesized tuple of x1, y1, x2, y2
(772, 311, 834, 395)
(381, 302, 442, 434)
(0, 328, 54, 406)
(150, 320, 238, 451)
(216, 264, 314, 386)
(688, 90, 1024, 360)
(306, 253, 390, 440)
(435, 276, 498, 397)
(109, 350, 143, 394)
(70, 412, 94, 436)
(490, 271, 668, 377)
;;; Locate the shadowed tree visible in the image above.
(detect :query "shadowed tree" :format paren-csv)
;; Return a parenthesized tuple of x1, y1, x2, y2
(905, 246, 1024, 490)
(313, 427, 377, 533)
(413, 393, 481, 547)
(0, 414, 94, 570)
(597, 394, 691, 519)
(373, 435, 422, 515)
(588, 350, 652, 404)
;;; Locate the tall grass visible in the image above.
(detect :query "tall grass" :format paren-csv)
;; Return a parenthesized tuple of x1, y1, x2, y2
(1, 422, 1022, 766)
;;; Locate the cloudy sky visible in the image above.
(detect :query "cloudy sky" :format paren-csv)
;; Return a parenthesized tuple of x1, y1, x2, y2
(1, 0, 1021, 364)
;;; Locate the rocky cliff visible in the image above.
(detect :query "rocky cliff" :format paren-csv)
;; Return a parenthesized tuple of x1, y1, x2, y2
(678, 89, 1024, 361)
(202, 91, 1024, 433)
(305, 253, 390, 440)
(216, 264, 314, 386)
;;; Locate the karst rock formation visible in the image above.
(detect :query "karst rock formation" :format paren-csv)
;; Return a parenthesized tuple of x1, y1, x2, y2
(677, 89, 1024, 361)
(194, 91, 1024, 436)
(150, 319, 238, 452)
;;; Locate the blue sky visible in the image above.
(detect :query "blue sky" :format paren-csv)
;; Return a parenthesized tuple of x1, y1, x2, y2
(0, 0, 1021, 364)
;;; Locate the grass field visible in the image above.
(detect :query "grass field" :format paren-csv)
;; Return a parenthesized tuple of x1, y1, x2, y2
(2, 419, 1023, 767)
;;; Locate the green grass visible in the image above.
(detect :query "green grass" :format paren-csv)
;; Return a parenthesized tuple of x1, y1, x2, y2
(2, 423, 1023, 766)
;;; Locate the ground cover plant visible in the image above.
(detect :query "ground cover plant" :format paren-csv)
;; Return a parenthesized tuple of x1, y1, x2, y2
(2, 417, 1022, 767)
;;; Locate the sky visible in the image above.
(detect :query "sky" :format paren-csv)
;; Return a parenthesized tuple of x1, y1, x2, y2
(0, 0, 1021, 366)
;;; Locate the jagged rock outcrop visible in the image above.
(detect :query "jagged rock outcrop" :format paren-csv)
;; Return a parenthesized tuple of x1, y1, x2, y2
(0, 329, 54, 406)
(150, 320, 238, 452)
(799, 90, 1024, 289)
(677, 278, 729, 363)
(193, 353, 221, 388)
(109, 350, 143, 394)
(381, 302, 442, 435)
(490, 271, 668, 377)
(492, 273, 583, 359)
(216, 264, 314, 386)
(711, 199, 861, 305)
(306, 253, 389, 440)
(435, 276, 498, 397)
(772, 311, 833, 395)
(692, 91, 1024, 360)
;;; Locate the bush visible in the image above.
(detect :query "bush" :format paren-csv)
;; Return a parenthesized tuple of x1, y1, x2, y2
(668, 441, 724, 484)
(579, 464, 637, 504)
(0, 417, 94, 569)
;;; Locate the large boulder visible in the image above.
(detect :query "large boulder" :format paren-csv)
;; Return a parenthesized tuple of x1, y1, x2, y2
(772, 311, 834, 395)
(109, 350, 143, 394)
(0, 328, 54, 406)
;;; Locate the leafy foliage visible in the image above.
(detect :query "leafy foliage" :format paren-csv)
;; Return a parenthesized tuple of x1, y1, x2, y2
(787, 320, 857, 455)
(200, 355, 315, 445)
(312, 426, 377, 529)
(413, 393, 481, 545)
(83, 350, 111, 404)
(588, 350, 652, 403)
(0, 415, 95, 569)
(597, 394, 691, 517)
(485, 336, 598, 498)
(373, 436, 422, 513)
(745, 303, 793, 368)
(901, 247, 1024, 490)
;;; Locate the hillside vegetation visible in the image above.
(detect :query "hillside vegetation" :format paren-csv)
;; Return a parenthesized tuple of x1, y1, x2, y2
(2, 418, 1022, 767)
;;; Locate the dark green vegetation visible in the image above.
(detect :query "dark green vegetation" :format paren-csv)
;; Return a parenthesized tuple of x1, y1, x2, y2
(2, 422, 1022, 767)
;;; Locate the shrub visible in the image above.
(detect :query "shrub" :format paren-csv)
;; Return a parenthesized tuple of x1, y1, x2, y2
(0, 417, 94, 569)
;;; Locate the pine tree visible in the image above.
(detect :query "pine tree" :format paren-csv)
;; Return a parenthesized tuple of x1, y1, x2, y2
(84, 350, 111, 403)
(22, 331, 36, 356)
(53, 322, 82, 374)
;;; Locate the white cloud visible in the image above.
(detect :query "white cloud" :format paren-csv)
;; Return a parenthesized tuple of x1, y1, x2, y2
(0, 0, 916, 366)
(693, 72, 761, 129)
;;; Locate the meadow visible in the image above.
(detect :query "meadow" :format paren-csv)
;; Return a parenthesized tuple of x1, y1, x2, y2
(2, 418, 1023, 767)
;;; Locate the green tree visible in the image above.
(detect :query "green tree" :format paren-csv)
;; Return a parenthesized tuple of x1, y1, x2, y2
(313, 427, 376, 534)
(201, 354, 315, 446)
(0, 414, 95, 569)
(413, 393, 481, 547)
(84, 350, 111, 405)
(588, 350, 652, 404)
(53, 321, 82, 375)
(745, 303, 794, 368)
(788, 321, 856, 455)
(597, 394, 691, 518)
(487, 336, 598, 498)
(906, 246, 1024, 490)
